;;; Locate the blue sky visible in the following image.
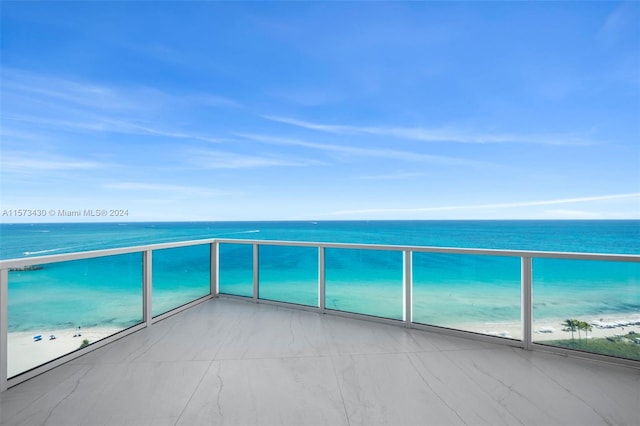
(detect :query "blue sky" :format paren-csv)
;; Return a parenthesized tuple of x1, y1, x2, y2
(1, 1, 639, 222)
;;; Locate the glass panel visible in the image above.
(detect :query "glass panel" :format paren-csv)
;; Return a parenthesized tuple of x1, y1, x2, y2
(219, 243, 253, 297)
(7, 253, 142, 378)
(413, 253, 521, 340)
(258, 245, 317, 306)
(533, 258, 640, 361)
(152, 244, 210, 317)
(325, 248, 402, 320)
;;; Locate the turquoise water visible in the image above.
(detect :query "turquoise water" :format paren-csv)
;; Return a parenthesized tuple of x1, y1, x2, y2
(1, 221, 639, 334)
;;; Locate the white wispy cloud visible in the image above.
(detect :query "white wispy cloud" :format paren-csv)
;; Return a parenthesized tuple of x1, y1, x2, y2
(262, 115, 596, 146)
(1, 152, 108, 174)
(265, 87, 345, 106)
(3, 68, 140, 111)
(0, 127, 49, 143)
(236, 133, 490, 167)
(187, 149, 325, 169)
(121, 122, 229, 143)
(192, 94, 242, 108)
(596, 1, 640, 43)
(358, 171, 424, 180)
(3, 67, 241, 112)
(4, 114, 228, 144)
(2, 68, 238, 143)
(104, 182, 228, 196)
(328, 193, 640, 216)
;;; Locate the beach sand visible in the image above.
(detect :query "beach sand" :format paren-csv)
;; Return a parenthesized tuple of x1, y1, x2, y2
(459, 313, 640, 341)
(7, 326, 123, 378)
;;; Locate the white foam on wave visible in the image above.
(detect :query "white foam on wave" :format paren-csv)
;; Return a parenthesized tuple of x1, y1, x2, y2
(214, 229, 260, 237)
(23, 247, 73, 256)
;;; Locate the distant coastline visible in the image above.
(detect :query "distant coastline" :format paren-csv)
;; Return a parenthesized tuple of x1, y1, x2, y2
(8, 265, 43, 272)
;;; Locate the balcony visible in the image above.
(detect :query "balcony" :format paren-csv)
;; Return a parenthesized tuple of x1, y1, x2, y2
(1, 239, 639, 425)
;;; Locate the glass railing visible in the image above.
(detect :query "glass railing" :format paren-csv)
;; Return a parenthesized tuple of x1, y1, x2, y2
(258, 244, 318, 307)
(533, 258, 640, 360)
(1, 238, 638, 391)
(218, 243, 253, 298)
(152, 244, 211, 317)
(325, 248, 403, 319)
(412, 253, 522, 339)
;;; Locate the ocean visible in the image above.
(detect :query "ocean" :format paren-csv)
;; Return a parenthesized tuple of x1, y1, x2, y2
(1, 220, 639, 337)
(3, 220, 640, 260)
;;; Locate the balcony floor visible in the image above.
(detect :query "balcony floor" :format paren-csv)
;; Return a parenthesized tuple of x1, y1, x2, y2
(1, 298, 639, 426)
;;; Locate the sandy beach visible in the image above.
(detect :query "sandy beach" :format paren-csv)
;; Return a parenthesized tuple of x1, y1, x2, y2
(7, 326, 122, 378)
(460, 313, 640, 341)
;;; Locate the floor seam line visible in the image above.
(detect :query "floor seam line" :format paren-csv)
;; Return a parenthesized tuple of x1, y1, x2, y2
(173, 358, 217, 426)
(329, 354, 352, 426)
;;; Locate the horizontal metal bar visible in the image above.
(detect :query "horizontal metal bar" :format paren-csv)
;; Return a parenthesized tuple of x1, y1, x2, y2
(217, 294, 322, 314)
(162, 239, 640, 261)
(324, 309, 406, 327)
(3, 237, 639, 269)
(530, 342, 640, 369)
(215, 239, 640, 261)
(151, 295, 214, 325)
(411, 322, 525, 348)
(0, 238, 219, 269)
(254, 297, 322, 313)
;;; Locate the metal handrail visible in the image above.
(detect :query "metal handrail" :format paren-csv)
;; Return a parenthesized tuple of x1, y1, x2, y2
(1, 238, 639, 391)
(2, 238, 638, 269)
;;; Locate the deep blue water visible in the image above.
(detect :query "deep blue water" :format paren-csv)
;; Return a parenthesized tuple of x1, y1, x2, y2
(2, 220, 639, 260)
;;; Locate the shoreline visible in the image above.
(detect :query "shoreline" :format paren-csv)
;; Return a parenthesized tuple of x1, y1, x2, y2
(7, 326, 123, 378)
(7, 312, 640, 378)
(453, 312, 640, 340)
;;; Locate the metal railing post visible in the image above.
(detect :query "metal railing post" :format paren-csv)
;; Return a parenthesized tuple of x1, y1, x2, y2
(143, 250, 153, 326)
(1, 268, 8, 392)
(253, 244, 259, 302)
(522, 256, 533, 349)
(210, 242, 219, 297)
(403, 250, 413, 327)
(318, 246, 326, 312)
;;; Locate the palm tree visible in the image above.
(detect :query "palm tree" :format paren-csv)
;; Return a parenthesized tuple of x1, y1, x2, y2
(562, 319, 579, 340)
(576, 322, 582, 341)
(579, 321, 592, 344)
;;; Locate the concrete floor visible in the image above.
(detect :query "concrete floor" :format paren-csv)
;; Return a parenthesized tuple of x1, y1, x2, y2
(1, 298, 638, 426)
